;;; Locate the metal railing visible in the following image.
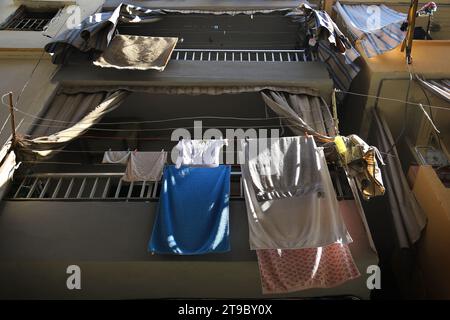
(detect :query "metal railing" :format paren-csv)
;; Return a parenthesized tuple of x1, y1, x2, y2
(3, 18, 51, 31)
(171, 49, 312, 62)
(6, 168, 352, 201)
(7, 172, 244, 201)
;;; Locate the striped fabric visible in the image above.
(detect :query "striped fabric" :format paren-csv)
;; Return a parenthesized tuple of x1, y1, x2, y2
(288, 3, 361, 96)
(317, 40, 361, 95)
(335, 1, 407, 58)
(45, 4, 163, 64)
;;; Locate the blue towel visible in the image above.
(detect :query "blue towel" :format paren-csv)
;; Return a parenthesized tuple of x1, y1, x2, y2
(149, 165, 231, 255)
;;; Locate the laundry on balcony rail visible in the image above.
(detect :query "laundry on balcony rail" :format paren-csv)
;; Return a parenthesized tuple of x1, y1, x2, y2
(149, 165, 231, 255)
(45, 3, 164, 64)
(241, 136, 352, 250)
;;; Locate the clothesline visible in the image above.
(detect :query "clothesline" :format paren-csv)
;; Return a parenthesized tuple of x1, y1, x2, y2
(3, 87, 448, 132)
(21, 123, 302, 132)
(336, 89, 450, 112)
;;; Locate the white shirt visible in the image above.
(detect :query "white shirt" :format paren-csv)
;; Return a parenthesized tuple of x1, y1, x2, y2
(175, 139, 228, 168)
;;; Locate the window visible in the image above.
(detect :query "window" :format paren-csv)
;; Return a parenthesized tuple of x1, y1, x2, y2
(0, 5, 60, 31)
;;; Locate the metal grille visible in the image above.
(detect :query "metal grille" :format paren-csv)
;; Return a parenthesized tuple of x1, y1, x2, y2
(1, 6, 57, 31)
(171, 49, 311, 62)
(6, 168, 352, 201)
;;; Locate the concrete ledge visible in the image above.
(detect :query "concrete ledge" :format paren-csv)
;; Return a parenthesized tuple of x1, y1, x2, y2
(54, 60, 334, 100)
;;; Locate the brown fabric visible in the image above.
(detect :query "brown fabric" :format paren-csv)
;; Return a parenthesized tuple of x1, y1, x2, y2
(16, 91, 129, 160)
(261, 91, 336, 142)
(60, 86, 319, 96)
(340, 134, 385, 200)
(93, 35, 178, 71)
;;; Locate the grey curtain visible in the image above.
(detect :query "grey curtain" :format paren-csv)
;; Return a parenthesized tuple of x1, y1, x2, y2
(16, 90, 129, 160)
(261, 90, 336, 141)
(371, 108, 427, 248)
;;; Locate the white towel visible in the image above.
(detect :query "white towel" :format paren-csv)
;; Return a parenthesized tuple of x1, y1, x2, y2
(175, 139, 228, 169)
(242, 143, 352, 250)
(245, 136, 323, 201)
(102, 151, 130, 165)
(123, 151, 167, 182)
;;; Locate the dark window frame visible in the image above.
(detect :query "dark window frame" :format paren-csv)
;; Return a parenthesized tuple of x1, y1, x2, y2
(0, 5, 60, 31)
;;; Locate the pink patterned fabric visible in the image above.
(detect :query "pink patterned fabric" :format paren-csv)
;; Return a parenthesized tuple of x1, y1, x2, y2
(256, 243, 360, 294)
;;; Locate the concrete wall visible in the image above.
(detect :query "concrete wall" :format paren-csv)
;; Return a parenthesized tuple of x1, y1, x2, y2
(0, 200, 377, 299)
(0, 0, 104, 146)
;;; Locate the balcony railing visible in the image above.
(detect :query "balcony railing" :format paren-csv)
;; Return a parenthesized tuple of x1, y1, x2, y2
(171, 49, 312, 62)
(5, 168, 352, 201)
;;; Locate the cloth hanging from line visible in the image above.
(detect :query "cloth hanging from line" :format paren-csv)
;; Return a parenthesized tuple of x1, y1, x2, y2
(335, 2, 407, 58)
(261, 91, 336, 141)
(338, 134, 385, 200)
(175, 139, 228, 169)
(44, 3, 164, 64)
(256, 243, 360, 294)
(247, 136, 323, 201)
(15, 90, 129, 161)
(317, 40, 361, 95)
(370, 109, 426, 248)
(102, 150, 130, 165)
(93, 35, 178, 71)
(256, 199, 370, 294)
(123, 151, 167, 182)
(241, 139, 352, 250)
(149, 165, 231, 255)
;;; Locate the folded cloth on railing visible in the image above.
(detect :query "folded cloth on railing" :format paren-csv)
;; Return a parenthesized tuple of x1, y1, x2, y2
(245, 136, 323, 201)
(149, 165, 231, 255)
(242, 142, 352, 249)
(175, 139, 228, 169)
(93, 35, 178, 71)
(256, 242, 360, 294)
(102, 151, 130, 164)
(122, 151, 167, 182)
(44, 3, 164, 64)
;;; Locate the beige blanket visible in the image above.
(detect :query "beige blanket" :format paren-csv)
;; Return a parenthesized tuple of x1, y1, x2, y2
(94, 35, 178, 71)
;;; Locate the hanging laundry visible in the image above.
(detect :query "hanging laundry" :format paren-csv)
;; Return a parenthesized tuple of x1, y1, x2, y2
(149, 165, 231, 255)
(102, 151, 130, 165)
(335, 135, 385, 200)
(175, 139, 228, 169)
(246, 136, 323, 201)
(123, 151, 167, 182)
(241, 138, 352, 249)
(256, 243, 360, 294)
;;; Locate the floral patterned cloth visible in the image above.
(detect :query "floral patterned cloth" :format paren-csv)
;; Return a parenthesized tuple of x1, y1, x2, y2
(256, 242, 360, 294)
